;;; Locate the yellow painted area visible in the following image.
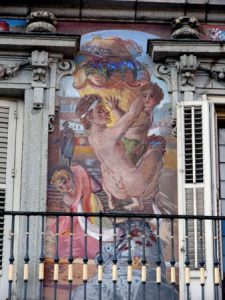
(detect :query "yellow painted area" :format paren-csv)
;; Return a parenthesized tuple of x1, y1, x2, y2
(164, 150, 177, 170)
(77, 85, 141, 126)
(74, 146, 94, 156)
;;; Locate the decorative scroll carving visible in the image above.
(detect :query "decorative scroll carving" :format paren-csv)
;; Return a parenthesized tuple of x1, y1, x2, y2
(154, 64, 172, 92)
(26, 11, 57, 33)
(58, 60, 72, 71)
(56, 60, 75, 89)
(0, 60, 29, 80)
(171, 16, 201, 40)
(48, 115, 55, 132)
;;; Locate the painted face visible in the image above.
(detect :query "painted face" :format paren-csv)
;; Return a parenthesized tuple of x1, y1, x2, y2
(51, 170, 74, 193)
(92, 104, 111, 125)
(142, 89, 157, 112)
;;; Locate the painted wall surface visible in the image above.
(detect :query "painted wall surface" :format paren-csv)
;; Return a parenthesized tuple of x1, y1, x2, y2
(45, 28, 178, 300)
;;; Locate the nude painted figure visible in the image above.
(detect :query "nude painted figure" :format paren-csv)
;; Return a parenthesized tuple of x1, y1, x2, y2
(106, 82, 164, 164)
(75, 92, 163, 211)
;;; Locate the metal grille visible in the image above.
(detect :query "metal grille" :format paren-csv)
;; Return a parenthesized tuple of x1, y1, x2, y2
(184, 106, 203, 183)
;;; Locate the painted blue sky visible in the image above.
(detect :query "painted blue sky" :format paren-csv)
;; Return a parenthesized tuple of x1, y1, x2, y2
(0, 18, 26, 27)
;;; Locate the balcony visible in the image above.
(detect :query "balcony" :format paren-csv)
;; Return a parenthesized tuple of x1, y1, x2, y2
(0, 210, 223, 300)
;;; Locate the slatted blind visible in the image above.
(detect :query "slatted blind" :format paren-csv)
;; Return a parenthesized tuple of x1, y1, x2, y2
(0, 106, 9, 269)
(185, 187, 205, 268)
(183, 104, 205, 269)
(184, 106, 204, 184)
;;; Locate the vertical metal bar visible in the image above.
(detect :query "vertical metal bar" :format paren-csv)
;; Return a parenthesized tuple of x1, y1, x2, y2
(185, 218, 190, 300)
(68, 216, 74, 300)
(141, 218, 146, 300)
(8, 215, 15, 300)
(23, 215, 30, 300)
(83, 216, 88, 300)
(156, 217, 161, 300)
(127, 218, 132, 300)
(38, 215, 45, 300)
(213, 220, 220, 300)
(53, 216, 59, 300)
(170, 218, 176, 300)
(98, 212, 103, 300)
(112, 217, 117, 300)
(199, 219, 205, 300)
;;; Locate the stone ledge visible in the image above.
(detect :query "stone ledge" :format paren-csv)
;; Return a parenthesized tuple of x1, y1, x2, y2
(148, 39, 225, 61)
(0, 32, 80, 58)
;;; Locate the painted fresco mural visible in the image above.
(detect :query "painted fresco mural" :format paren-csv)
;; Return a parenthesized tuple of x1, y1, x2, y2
(45, 29, 178, 299)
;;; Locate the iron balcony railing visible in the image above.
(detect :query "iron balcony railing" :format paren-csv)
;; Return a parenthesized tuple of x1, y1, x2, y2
(0, 211, 223, 300)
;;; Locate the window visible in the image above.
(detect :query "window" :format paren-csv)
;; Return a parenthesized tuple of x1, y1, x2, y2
(0, 99, 23, 299)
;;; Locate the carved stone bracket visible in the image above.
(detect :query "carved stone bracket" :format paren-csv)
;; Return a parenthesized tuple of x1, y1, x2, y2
(26, 11, 57, 33)
(31, 50, 49, 85)
(171, 16, 201, 40)
(31, 50, 49, 109)
(177, 54, 198, 91)
(0, 60, 29, 80)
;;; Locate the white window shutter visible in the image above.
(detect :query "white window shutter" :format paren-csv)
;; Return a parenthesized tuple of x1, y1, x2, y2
(0, 101, 17, 271)
(178, 99, 215, 300)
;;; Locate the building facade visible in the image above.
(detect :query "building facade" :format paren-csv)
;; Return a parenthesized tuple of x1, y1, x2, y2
(0, 1, 225, 299)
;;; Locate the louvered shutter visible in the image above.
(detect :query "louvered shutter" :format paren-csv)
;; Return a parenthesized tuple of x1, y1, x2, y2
(178, 102, 208, 269)
(0, 102, 17, 270)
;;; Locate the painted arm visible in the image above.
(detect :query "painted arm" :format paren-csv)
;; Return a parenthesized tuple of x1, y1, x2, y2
(106, 96, 125, 120)
(105, 95, 143, 140)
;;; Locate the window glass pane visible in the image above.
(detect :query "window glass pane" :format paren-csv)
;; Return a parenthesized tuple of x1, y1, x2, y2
(219, 128, 225, 145)
(222, 220, 225, 235)
(220, 164, 225, 180)
(220, 181, 225, 199)
(219, 146, 225, 162)
(223, 237, 225, 251)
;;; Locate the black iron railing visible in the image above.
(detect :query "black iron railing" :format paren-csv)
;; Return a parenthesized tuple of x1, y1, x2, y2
(1, 211, 224, 300)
